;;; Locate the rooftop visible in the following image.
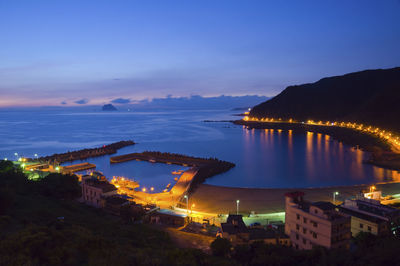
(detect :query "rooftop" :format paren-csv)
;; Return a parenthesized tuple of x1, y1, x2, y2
(85, 178, 117, 193)
(105, 196, 129, 205)
(312, 201, 336, 211)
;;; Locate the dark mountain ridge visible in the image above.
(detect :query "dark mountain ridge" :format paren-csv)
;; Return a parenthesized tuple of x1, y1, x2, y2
(250, 67, 400, 132)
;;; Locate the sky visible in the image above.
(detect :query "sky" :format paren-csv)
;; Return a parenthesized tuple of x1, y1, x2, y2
(0, 0, 399, 107)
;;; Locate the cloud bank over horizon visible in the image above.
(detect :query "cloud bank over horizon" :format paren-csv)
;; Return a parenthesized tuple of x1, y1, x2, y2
(0, 1, 399, 107)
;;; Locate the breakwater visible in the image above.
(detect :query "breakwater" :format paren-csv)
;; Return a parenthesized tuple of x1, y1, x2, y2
(34, 140, 135, 164)
(62, 162, 96, 173)
(110, 151, 235, 193)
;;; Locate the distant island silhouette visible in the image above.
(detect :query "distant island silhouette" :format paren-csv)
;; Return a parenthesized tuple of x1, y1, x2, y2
(102, 104, 117, 111)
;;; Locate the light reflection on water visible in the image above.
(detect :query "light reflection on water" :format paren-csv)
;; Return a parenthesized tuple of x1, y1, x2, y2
(0, 108, 399, 188)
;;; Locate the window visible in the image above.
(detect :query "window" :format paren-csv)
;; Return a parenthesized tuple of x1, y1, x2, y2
(303, 228, 307, 234)
(360, 223, 364, 229)
(303, 217, 307, 223)
(296, 224, 300, 230)
(314, 209, 318, 214)
(296, 234, 299, 240)
(368, 226, 371, 231)
(312, 232, 317, 239)
(297, 214, 300, 220)
(313, 221, 318, 228)
(303, 238, 307, 244)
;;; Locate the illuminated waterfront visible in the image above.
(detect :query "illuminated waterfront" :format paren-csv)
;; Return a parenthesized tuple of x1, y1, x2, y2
(1, 108, 399, 189)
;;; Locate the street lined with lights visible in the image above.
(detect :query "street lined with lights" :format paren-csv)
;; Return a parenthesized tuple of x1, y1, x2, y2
(243, 116, 400, 152)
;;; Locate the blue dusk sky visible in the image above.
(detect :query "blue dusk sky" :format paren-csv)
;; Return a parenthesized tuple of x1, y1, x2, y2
(0, 0, 399, 107)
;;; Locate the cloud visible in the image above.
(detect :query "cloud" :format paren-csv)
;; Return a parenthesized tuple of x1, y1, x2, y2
(61, 101, 67, 105)
(111, 98, 131, 104)
(74, 99, 89, 105)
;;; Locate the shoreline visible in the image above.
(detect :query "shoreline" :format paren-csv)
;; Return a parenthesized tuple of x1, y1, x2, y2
(234, 120, 400, 172)
(189, 182, 400, 215)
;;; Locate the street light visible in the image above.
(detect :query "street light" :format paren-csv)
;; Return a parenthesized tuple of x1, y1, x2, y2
(236, 200, 240, 215)
(150, 187, 154, 193)
(333, 192, 339, 204)
(184, 195, 189, 214)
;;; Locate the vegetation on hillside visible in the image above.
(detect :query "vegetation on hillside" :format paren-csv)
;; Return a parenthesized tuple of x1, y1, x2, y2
(0, 160, 229, 266)
(210, 233, 400, 266)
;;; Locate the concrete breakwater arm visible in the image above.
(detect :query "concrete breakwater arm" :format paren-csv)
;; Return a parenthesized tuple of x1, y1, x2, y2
(110, 151, 235, 195)
(33, 140, 135, 164)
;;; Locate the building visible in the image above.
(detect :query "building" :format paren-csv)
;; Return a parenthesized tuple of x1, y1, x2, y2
(339, 194, 400, 237)
(221, 214, 290, 246)
(81, 175, 117, 207)
(285, 191, 351, 250)
(149, 209, 187, 226)
(221, 215, 250, 244)
(104, 196, 130, 215)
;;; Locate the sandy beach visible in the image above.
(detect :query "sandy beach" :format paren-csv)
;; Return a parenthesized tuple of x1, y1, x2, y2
(188, 182, 400, 215)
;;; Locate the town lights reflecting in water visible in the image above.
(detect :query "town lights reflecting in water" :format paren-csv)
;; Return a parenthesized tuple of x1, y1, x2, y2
(222, 126, 400, 188)
(1, 109, 400, 188)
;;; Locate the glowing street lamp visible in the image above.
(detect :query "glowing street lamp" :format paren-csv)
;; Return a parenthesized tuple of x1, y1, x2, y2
(150, 187, 154, 193)
(236, 199, 240, 215)
(34, 154, 38, 159)
(142, 187, 146, 193)
(55, 166, 60, 172)
(184, 195, 189, 214)
(333, 192, 339, 204)
(370, 185, 376, 193)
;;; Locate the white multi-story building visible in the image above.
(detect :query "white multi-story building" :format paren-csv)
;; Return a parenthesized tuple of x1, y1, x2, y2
(285, 191, 351, 250)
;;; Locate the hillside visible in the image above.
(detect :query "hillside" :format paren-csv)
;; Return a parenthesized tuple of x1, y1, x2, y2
(250, 67, 400, 132)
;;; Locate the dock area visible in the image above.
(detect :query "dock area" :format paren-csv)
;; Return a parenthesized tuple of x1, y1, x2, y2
(110, 152, 205, 166)
(62, 162, 96, 173)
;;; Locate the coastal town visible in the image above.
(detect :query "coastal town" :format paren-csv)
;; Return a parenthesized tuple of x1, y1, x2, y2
(6, 135, 400, 254)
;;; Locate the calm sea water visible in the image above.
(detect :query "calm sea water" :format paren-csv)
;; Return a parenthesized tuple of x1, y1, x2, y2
(0, 108, 399, 191)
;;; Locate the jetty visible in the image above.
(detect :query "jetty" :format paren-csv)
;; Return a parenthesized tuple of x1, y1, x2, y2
(62, 162, 96, 173)
(33, 140, 135, 164)
(110, 151, 229, 167)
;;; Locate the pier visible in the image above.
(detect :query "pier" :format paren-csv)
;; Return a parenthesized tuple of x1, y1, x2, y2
(33, 140, 135, 164)
(62, 162, 96, 173)
(110, 151, 216, 166)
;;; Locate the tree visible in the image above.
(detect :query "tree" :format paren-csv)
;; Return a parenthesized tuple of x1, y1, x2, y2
(210, 237, 231, 257)
(37, 173, 81, 199)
